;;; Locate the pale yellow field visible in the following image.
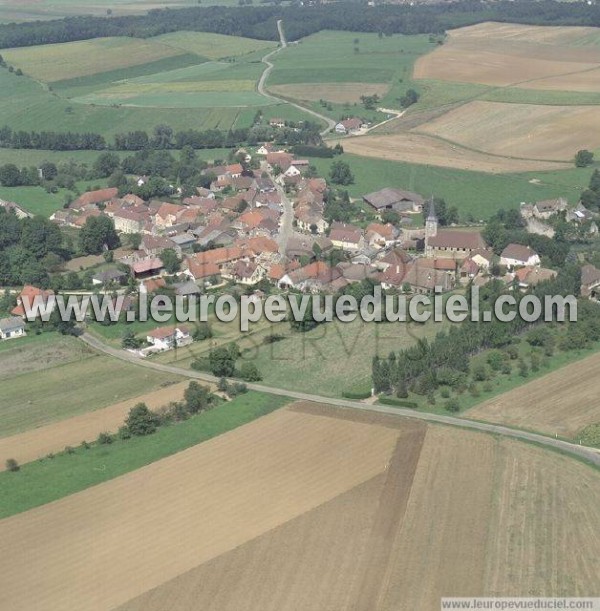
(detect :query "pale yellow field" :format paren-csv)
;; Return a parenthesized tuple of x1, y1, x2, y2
(415, 101, 600, 162)
(415, 22, 600, 91)
(2, 37, 184, 82)
(466, 351, 600, 439)
(269, 82, 390, 104)
(2, 403, 599, 610)
(336, 132, 569, 173)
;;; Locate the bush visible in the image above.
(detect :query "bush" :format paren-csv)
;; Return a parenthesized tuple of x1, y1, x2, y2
(184, 382, 212, 414)
(80, 440, 91, 450)
(97, 432, 113, 445)
(471, 363, 488, 382)
(64, 445, 76, 454)
(217, 377, 229, 392)
(263, 333, 284, 345)
(440, 387, 451, 399)
(118, 426, 132, 440)
(5, 458, 19, 472)
(378, 396, 418, 408)
(342, 389, 372, 400)
(193, 322, 213, 341)
(228, 382, 248, 397)
(486, 350, 507, 372)
(239, 361, 262, 382)
(444, 398, 460, 413)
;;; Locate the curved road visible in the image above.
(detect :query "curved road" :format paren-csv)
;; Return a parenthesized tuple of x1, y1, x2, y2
(258, 20, 337, 137)
(80, 333, 600, 468)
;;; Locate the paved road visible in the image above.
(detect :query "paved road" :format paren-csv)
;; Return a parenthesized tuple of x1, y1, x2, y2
(80, 333, 600, 468)
(258, 20, 336, 137)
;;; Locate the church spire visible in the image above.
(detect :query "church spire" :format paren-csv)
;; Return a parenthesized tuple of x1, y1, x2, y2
(427, 195, 437, 221)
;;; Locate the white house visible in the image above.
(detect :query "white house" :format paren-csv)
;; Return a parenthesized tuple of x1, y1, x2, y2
(500, 243, 541, 268)
(0, 316, 26, 340)
(146, 325, 191, 351)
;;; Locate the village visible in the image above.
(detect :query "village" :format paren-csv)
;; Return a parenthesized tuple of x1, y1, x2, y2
(1, 138, 599, 349)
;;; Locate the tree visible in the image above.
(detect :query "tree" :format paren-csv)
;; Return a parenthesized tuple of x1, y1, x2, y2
(125, 403, 159, 436)
(122, 330, 142, 349)
(183, 381, 212, 414)
(240, 361, 262, 382)
(209, 346, 236, 377)
(399, 88, 419, 108)
(192, 322, 212, 341)
(575, 149, 594, 168)
(5, 458, 19, 472)
(329, 160, 354, 185)
(0, 163, 21, 187)
(160, 248, 180, 274)
(92, 152, 120, 178)
(79, 215, 120, 254)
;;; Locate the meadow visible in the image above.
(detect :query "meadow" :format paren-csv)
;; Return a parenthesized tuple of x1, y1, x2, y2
(0, 338, 181, 437)
(308, 153, 594, 219)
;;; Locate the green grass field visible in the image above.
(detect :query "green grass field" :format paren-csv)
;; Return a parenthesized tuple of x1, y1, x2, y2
(269, 31, 434, 113)
(0, 347, 182, 438)
(0, 391, 291, 519)
(308, 153, 594, 219)
(150, 316, 446, 397)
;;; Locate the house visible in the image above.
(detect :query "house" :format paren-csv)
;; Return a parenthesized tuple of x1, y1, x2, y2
(269, 118, 286, 128)
(335, 118, 363, 134)
(228, 260, 266, 285)
(0, 316, 26, 340)
(139, 277, 167, 294)
(153, 202, 185, 229)
(146, 325, 191, 351)
(581, 264, 600, 299)
(533, 198, 567, 219)
(329, 222, 364, 252)
(184, 260, 221, 284)
(141, 235, 177, 258)
(295, 202, 328, 235)
(92, 268, 127, 286)
(266, 152, 294, 172)
(172, 281, 202, 297)
(0, 199, 31, 219)
(278, 261, 342, 292)
(514, 266, 557, 291)
(365, 223, 398, 248)
(11, 285, 55, 318)
(363, 188, 425, 214)
(113, 208, 147, 234)
(500, 244, 541, 268)
(402, 260, 455, 294)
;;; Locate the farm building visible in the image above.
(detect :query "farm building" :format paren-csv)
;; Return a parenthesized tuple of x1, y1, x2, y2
(146, 325, 191, 351)
(363, 188, 425, 214)
(500, 244, 541, 268)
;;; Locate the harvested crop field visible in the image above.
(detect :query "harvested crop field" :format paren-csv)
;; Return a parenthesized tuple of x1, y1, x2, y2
(336, 133, 569, 173)
(416, 101, 600, 162)
(269, 82, 389, 104)
(415, 22, 600, 91)
(466, 351, 600, 439)
(0, 380, 192, 469)
(2, 402, 599, 610)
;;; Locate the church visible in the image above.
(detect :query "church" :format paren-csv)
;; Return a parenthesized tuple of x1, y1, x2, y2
(424, 201, 487, 260)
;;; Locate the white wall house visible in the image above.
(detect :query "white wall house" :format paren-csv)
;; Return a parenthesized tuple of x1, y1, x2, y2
(146, 325, 191, 351)
(500, 244, 541, 268)
(0, 317, 26, 340)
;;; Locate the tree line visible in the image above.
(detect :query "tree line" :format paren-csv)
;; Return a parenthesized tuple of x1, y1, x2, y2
(1, 1, 600, 49)
(0, 120, 323, 152)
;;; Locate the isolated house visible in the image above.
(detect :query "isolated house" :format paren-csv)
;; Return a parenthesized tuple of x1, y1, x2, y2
(500, 244, 541, 268)
(0, 316, 26, 340)
(335, 118, 363, 134)
(146, 325, 191, 351)
(533, 198, 567, 219)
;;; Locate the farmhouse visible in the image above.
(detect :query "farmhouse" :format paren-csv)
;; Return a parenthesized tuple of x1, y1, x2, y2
(0, 316, 26, 340)
(365, 222, 398, 248)
(514, 266, 557, 290)
(92, 268, 127, 286)
(363, 188, 425, 214)
(500, 243, 541, 268)
(278, 261, 341, 292)
(146, 325, 191, 351)
(113, 208, 147, 234)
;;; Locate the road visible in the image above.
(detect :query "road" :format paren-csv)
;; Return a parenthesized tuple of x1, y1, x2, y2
(258, 20, 336, 137)
(80, 332, 600, 468)
(276, 180, 294, 256)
